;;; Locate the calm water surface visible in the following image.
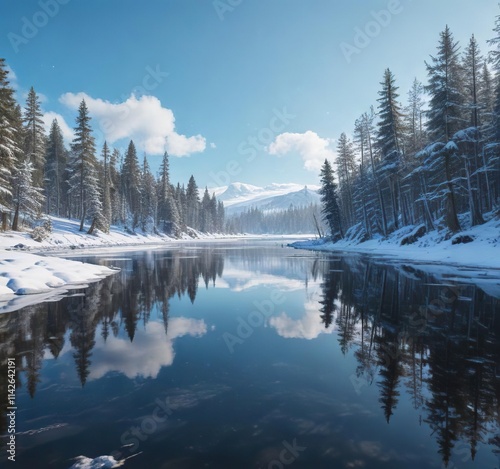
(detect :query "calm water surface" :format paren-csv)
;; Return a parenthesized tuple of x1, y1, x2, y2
(1, 240, 500, 468)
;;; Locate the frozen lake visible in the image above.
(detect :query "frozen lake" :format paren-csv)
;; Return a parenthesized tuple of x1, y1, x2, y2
(1, 239, 499, 468)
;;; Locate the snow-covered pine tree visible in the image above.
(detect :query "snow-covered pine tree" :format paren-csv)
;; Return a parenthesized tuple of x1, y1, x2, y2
(140, 154, 157, 232)
(174, 183, 187, 231)
(157, 150, 171, 230)
(353, 116, 372, 237)
(186, 175, 200, 229)
(109, 148, 122, 224)
(99, 141, 112, 232)
(23, 87, 46, 190)
(45, 119, 68, 216)
(319, 159, 343, 239)
(121, 140, 142, 229)
(164, 185, 180, 236)
(403, 80, 433, 229)
(362, 108, 388, 236)
(0, 59, 20, 229)
(216, 199, 225, 232)
(376, 68, 405, 230)
(84, 169, 103, 235)
(405, 78, 426, 155)
(11, 159, 44, 230)
(336, 132, 356, 228)
(425, 26, 464, 233)
(461, 35, 486, 224)
(400, 79, 427, 227)
(210, 193, 218, 232)
(68, 99, 100, 231)
(200, 187, 213, 233)
(476, 62, 496, 212)
(487, 9, 500, 209)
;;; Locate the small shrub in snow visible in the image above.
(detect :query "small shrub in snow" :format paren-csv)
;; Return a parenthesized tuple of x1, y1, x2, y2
(400, 225, 426, 246)
(452, 235, 474, 245)
(343, 223, 369, 244)
(31, 218, 53, 242)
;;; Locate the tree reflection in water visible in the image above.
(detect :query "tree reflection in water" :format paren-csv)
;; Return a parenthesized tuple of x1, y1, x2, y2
(0, 247, 499, 467)
(316, 255, 500, 466)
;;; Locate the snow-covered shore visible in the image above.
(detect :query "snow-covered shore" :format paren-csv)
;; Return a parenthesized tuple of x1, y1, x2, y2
(0, 216, 259, 312)
(290, 216, 500, 270)
(0, 217, 210, 312)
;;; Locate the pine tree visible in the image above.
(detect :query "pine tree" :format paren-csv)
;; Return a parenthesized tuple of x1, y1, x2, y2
(164, 186, 180, 236)
(186, 175, 200, 229)
(362, 108, 389, 236)
(487, 10, 500, 209)
(0, 59, 19, 229)
(216, 200, 225, 232)
(23, 87, 46, 190)
(140, 155, 157, 231)
(336, 133, 356, 228)
(109, 148, 122, 223)
(45, 119, 67, 216)
(11, 159, 44, 230)
(461, 35, 485, 225)
(175, 183, 187, 231)
(319, 159, 343, 239)
(100, 142, 111, 232)
(121, 140, 141, 229)
(85, 170, 103, 235)
(68, 99, 100, 232)
(157, 150, 171, 229)
(405, 78, 426, 155)
(425, 26, 464, 232)
(376, 68, 405, 230)
(200, 187, 213, 232)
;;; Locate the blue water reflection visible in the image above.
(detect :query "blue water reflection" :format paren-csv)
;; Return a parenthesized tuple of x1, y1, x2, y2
(0, 241, 499, 468)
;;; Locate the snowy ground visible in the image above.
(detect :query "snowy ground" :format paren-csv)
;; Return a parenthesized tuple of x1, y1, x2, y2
(291, 215, 500, 270)
(291, 216, 500, 300)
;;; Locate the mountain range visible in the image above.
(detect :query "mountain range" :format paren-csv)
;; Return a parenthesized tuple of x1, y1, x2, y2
(211, 182, 322, 215)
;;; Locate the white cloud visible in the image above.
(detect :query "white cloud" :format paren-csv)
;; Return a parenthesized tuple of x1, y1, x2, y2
(210, 142, 217, 149)
(269, 297, 336, 340)
(42, 111, 75, 144)
(59, 92, 206, 157)
(267, 130, 336, 172)
(89, 318, 208, 380)
(220, 268, 305, 292)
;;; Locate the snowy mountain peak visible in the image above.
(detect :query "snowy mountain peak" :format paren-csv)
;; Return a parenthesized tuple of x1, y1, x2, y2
(219, 182, 262, 201)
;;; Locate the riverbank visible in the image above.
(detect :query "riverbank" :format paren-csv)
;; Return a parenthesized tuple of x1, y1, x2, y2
(0, 216, 236, 312)
(290, 215, 500, 270)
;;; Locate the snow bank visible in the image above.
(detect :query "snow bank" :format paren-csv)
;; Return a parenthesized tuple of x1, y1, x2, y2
(0, 216, 242, 253)
(0, 250, 116, 313)
(69, 455, 121, 469)
(290, 216, 500, 270)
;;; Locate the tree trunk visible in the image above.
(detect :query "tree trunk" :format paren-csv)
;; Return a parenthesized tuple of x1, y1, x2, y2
(87, 217, 96, 235)
(12, 203, 20, 231)
(444, 152, 461, 233)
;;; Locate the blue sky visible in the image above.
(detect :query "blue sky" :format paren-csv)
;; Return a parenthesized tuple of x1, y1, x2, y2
(1, 0, 498, 189)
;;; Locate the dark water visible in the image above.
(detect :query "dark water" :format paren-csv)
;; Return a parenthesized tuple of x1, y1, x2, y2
(1, 240, 500, 469)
